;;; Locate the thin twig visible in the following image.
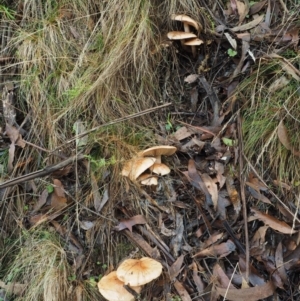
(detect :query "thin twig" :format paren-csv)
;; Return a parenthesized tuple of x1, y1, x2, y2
(0, 153, 85, 189)
(237, 111, 249, 281)
(51, 103, 172, 152)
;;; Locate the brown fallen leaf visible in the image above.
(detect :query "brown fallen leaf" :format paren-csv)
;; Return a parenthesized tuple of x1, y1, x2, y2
(213, 263, 235, 289)
(278, 120, 292, 150)
(277, 120, 300, 157)
(5, 124, 26, 148)
(216, 281, 274, 301)
(230, 14, 264, 32)
(190, 261, 205, 293)
(114, 215, 147, 232)
(226, 175, 241, 214)
(173, 280, 192, 301)
(192, 239, 236, 258)
(186, 160, 212, 206)
(173, 126, 192, 141)
(246, 186, 272, 204)
(200, 173, 218, 210)
(50, 179, 67, 209)
(250, 208, 297, 234)
(169, 254, 184, 281)
(275, 242, 288, 284)
(203, 232, 224, 248)
(247, 172, 268, 191)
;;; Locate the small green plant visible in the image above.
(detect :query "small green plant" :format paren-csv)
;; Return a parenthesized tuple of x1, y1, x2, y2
(227, 48, 238, 57)
(171, 296, 182, 301)
(68, 274, 76, 281)
(46, 184, 54, 193)
(165, 113, 173, 131)
(0, 5, 15, 20)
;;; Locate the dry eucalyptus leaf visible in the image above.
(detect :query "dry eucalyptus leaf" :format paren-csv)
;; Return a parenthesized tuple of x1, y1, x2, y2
(169, 254, 184, 281)
(250, 208, 297, 234)
(278, 120, 292, 150)
(213, 263, 235, 289)
(226, 176, 241, 214)
(230, 14, 264, 32)
(216, 281, 274, 301)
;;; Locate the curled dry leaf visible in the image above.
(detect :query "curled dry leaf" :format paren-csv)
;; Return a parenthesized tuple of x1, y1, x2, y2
(250, 208, 297, 234)
(114, 215, 147, 232)
(192, 239, 236, 258)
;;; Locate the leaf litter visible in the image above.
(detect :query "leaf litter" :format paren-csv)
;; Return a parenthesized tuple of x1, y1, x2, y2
(1, 1, 300, 301)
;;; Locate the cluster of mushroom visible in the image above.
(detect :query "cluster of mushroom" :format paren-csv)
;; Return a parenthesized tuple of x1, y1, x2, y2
(167, 14, 203, 57)
(121, 146, 177, 186)
(98, 257, 163, 301)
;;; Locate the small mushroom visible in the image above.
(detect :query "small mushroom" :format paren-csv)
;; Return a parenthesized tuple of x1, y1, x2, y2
(98, 271, 142, 301)
(122, 157, 156, 181)
(116, 257, 163, 286)
(171, 14, 200, 32)
(184, 38, 203, 46)
(169, 14, 202, 57)
(139, 145, 177, 163)
(138, 173, 159, 186)
(149, 163, 170, 176)
(167, 31, 197, 41)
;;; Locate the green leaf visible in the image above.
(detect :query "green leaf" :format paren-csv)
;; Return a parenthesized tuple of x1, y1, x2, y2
(222, 137, 235, 146)
(46, 185, 54, 193)
(227, 48, 238, 57)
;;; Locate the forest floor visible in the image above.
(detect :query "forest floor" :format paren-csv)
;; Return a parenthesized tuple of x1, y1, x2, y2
(0, 1, 300, 301)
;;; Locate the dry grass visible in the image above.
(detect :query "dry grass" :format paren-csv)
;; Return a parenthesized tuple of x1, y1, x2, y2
(1, 0, 205, 300)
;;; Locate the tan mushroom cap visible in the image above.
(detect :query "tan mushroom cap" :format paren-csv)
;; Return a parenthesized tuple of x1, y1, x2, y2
(98, 271, 142, 301)
(117, 257, 163, 286)
(167, 31, 197, 40)
(138, 173, 159, 186)
(139, 146, 177, 157)
(184, 38, 204, 46)
(122, 157, 156, 181)
(171, 14, 200, 31)
(149, 163, 170, 176)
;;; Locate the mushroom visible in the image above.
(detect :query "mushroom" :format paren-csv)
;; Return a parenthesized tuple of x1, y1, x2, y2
(149, 163, 170, 176)
(171, 14, 200, 32)
(116, 257, 163, 286)
(121, 157, 156, 181)
(167, 31, 197, 41)
(184, 38, 203, 46)
(169, 14, 203, 57)
(138, 145, 177, 163)
(98, 271, 142, 301)
(138, 173, 159, 186)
